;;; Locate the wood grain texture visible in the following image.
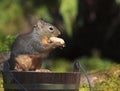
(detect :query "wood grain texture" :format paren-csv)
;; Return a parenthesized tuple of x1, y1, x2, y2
(3, 72, 80, 91)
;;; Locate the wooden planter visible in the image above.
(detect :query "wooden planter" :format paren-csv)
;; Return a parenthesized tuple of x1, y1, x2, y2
(3, 71, 80, 91)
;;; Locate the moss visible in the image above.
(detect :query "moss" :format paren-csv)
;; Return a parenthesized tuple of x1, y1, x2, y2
(79, 64, 120, 91)
(0, 73, 4, 91)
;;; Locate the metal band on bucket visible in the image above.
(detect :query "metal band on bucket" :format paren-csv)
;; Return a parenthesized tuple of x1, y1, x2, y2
(4, 83, 79, 90)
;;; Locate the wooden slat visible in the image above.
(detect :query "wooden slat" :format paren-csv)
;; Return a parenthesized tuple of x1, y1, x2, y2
(4, 84, 76, 90)
(3, 72, 80, 91)
(10, 72, 80, 84)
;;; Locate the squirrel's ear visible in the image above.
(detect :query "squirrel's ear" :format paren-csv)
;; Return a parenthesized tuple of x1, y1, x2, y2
(37, 20, 45, 28)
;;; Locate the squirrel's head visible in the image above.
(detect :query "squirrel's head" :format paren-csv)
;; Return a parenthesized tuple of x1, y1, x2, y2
(33, 19, 61, 38)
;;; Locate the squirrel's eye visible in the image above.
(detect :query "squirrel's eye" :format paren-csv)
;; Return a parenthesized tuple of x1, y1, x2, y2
(48, 26, 54, 32)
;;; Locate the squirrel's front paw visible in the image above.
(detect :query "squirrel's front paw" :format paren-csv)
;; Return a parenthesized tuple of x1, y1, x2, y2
(35, 69, 51, 72)
(49, 37, 65, 47)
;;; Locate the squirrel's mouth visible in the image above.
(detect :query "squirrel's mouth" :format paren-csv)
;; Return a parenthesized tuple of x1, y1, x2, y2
(54, 31, 61, 37)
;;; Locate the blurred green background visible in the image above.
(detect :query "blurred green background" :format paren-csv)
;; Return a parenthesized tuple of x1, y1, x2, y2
(0, 0, 120, 72)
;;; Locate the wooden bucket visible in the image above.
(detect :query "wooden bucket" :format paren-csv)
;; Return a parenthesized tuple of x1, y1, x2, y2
(3, 71, 80, 91)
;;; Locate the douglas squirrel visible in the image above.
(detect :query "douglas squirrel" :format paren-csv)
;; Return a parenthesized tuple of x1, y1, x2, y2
(9, 19, 65, 71)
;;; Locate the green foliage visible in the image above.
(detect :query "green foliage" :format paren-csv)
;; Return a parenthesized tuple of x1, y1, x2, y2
(0, 0, 23, 34)
(42, 59, 72, 72)
(79, 84, 90, 91)
(0, 35, 16, 53)
(0, 73, 4, 91)
(0, 0, 79, 36)
(77, 56, 113, 72)
(35, 6, 53, 22)
(116, 0, 120, 4)
(60, 0, 78, 36)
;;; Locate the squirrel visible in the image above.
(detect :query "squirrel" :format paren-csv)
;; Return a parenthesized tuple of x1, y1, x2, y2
(8, 19, 65, 71)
